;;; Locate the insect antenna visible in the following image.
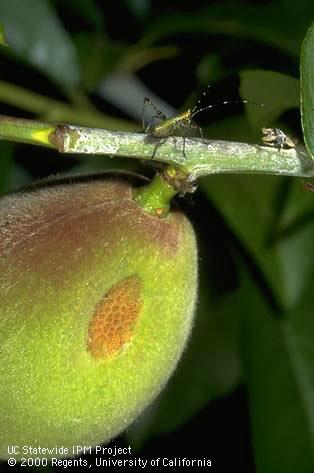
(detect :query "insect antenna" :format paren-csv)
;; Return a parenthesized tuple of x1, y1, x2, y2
(190, 85, 212, 116)
(191, 99, 264, 120)
(189, 85, 264, 119)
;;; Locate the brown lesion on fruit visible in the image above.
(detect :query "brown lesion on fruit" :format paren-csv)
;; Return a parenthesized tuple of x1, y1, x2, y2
(87, 275, 143, 360)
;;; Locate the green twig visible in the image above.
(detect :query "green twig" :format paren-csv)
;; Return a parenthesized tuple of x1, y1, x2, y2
(0, 80, 134, 130)
(0, 114, 313, 182)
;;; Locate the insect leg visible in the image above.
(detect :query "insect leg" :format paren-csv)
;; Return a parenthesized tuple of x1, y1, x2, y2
(142, 97, 167, 132)
(182, 137, 188, 159)
(150, 137, 163, 160)
(277, 138, 285, 152)
(171, 121, 189, 159)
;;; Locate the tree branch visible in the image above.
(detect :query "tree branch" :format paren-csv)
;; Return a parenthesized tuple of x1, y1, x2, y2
(0, 114, 313, 181)
(0, 81, 134, 130)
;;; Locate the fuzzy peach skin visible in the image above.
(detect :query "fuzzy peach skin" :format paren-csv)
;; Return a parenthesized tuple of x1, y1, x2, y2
(0, 174, 197, 459)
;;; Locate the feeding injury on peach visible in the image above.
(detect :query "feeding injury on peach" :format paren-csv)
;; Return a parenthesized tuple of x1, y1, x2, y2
(0, 175, 198, 458)
(87, 276, 143, 359)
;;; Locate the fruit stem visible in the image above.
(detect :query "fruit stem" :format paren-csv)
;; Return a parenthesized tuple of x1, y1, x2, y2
(133, 167, 181, 218)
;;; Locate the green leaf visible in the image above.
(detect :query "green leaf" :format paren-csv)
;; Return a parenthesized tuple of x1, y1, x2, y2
(240, 70, 300, 129)
(200, 175, 314, 309)
(196, 52, 226, 86)
(74, 33, 125, 91)
(301, 20, 314, 158)
(204, 115, 256, 143)
(243, 267, 314, 472)
(140, 3, 307, 58)
(0, 0, 80, 89)
(0, 22, 7, 46)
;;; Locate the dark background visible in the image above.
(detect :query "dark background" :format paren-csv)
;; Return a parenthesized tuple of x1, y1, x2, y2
(1, 0, 314, 472)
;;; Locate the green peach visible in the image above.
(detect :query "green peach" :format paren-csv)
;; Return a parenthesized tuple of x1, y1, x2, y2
(0, 174, 197, 459)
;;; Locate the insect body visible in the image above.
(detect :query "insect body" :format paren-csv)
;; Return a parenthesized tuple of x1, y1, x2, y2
(152, 110, 194, 137)
(262, 127, 298, 151)
(143, 95, 261, 160)
(142, 98, 202, 159)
